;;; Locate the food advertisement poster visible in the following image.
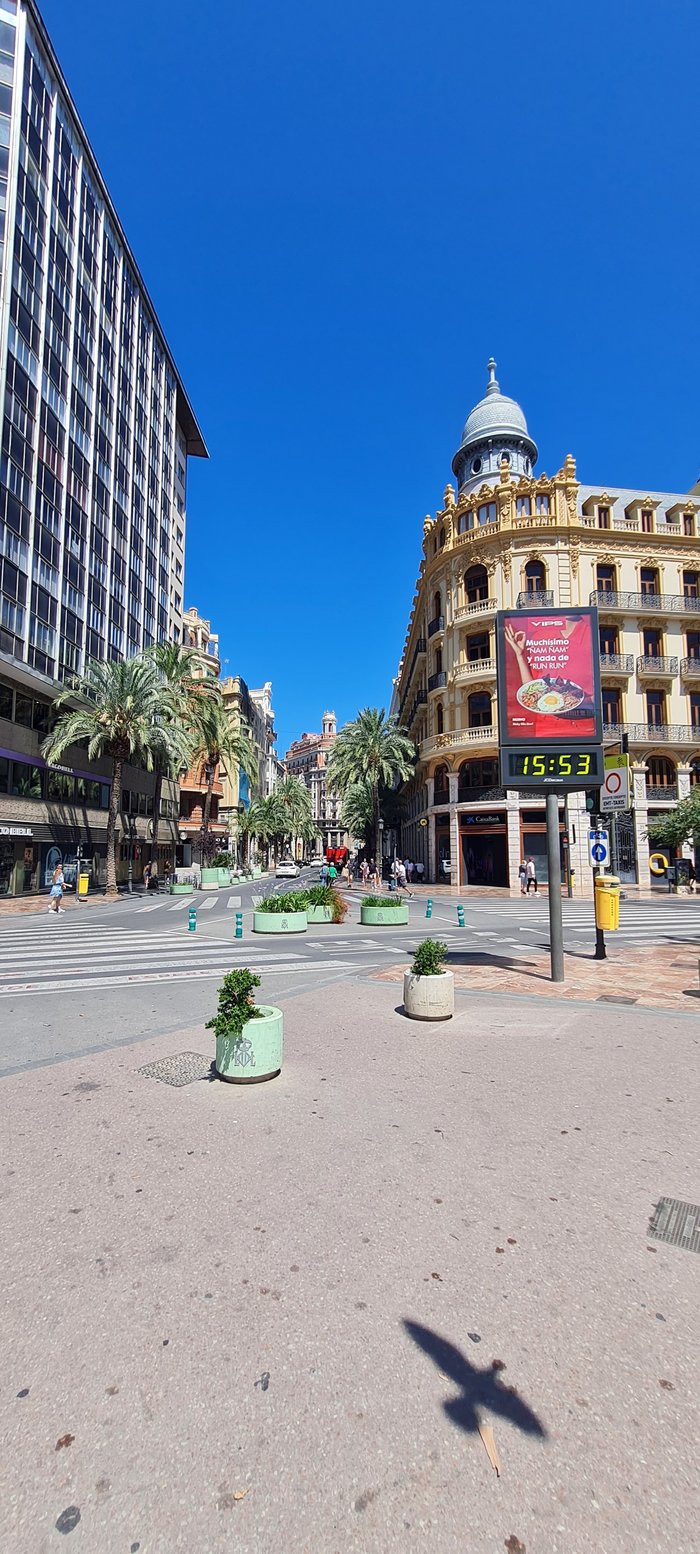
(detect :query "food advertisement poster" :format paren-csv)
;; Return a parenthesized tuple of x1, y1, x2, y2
(497, 606, 602, 744)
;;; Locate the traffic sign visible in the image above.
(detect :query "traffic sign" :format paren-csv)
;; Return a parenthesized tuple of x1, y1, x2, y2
(588, 828, 610, 868)
(600, 753, 630, 813)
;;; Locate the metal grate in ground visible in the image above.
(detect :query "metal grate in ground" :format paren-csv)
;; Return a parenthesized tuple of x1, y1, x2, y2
(138, 1052, 213, 1087)
(648, 1196, 700, 1255)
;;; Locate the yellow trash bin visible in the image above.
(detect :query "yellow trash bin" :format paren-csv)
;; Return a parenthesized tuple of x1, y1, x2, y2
(77, 872, 90, 899)
(594, 874, 620, 931)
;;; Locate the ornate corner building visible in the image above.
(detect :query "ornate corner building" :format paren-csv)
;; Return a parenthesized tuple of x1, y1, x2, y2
(285, 712, 345, 855)
(394, 360, 700, 891)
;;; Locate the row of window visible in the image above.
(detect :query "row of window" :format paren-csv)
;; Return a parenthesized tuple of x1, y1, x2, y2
(432, 755, 698, 796)
(0, 755, 109, 807)
(431, 687, 700, 738)
(456, 626, 700, 664)
(429, 564, 700, 621)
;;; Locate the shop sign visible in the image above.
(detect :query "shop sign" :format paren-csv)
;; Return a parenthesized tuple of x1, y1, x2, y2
(460, 813, 505, 827)
(0, 824, 33, 837)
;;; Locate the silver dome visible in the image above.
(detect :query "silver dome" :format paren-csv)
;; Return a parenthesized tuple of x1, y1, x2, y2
(457, 358, 530, 452)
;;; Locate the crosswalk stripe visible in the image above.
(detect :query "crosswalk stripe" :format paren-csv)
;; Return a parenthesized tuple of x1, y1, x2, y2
(0, 957, 355, 997)
(226, 896, 242, 908)
(198, 898, 217, 910)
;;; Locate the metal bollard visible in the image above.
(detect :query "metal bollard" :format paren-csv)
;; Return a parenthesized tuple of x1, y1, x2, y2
(235, 911, 243, 939)
(457, 904, 465, 927)
(425, 897, 433, 919)
(188, 905, 197, 933)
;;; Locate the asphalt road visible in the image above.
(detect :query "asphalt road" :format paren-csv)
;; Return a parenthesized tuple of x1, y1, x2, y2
(1, 867, 698, 1077)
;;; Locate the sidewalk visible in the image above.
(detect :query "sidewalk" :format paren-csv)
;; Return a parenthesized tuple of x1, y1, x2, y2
(1, 979, 697, 1552)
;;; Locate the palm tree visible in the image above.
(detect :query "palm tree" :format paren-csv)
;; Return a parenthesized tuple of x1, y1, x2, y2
(339, 778, 374, 849)
(274, 774, 315, 859)
(240, 794, 279, 867)
(189, 699, 258, 860)
(146, 643, 215, 867)
(42, 656, 191, 895)
(326, 707, 415, 870)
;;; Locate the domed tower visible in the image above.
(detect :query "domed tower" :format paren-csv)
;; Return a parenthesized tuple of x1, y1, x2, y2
(451, 358, 538, 494)
(322, 711, 336, 740)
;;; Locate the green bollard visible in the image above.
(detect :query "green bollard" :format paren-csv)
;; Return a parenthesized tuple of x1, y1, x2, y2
(457, 904, 465, 927)
(426, 897, 433, 919)
(235, 911, 243, 939)
(188, 906, 197, 933)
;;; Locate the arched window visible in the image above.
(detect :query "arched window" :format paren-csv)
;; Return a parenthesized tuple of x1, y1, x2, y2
(434, 763, 449, 798)
(524, 559, 546, 594)
(646, 756, 676, 791)
(468, 691, 492, 728)
(436, 702, 444, 735)
(464, 564, 488, 604)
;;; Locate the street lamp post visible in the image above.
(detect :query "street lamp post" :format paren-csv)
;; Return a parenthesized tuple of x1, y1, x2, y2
(378, 817, 385, 886)
(201, 763, 213, 864)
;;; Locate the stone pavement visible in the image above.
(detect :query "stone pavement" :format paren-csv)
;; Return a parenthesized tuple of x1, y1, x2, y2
(1, 979, 698, 1553)
(375, 942, 700, 1012)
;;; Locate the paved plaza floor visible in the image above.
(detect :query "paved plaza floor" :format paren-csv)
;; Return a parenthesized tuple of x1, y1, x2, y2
(1, 979, 698, 1552)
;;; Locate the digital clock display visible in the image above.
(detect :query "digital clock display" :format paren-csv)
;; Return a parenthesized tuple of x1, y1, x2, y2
(503, 745, 604, 788)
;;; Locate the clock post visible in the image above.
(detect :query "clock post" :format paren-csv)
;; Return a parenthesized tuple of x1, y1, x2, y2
(497, 605, 604, 985)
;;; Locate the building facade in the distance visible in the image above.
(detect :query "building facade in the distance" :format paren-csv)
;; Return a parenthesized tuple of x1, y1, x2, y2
(177, 607, 225, 864)
(393, 360, 700, 893)
(0, 1, 206, 894)
(219, 675, 282, 860)
(285, 712, 345, 855)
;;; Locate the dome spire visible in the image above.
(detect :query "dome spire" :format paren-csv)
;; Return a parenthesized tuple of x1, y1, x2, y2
(485, 357, 500, 396)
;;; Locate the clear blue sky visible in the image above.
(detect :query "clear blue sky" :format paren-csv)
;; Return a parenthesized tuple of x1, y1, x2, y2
(41, 0, 700, 754)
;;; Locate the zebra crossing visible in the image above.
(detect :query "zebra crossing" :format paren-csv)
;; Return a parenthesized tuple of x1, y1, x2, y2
(0, 916, 399, 998)
(133, 893, 241, 914)
(497, 900, 700, 944)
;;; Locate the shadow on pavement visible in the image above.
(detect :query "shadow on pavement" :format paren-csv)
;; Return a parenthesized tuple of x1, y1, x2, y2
(403, 1320, 547, 1438)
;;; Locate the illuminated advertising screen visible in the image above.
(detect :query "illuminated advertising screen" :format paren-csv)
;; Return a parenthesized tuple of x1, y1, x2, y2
(496, 606, 602, 746)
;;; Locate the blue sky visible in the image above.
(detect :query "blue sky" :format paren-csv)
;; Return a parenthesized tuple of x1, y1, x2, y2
(41, 0, 700, 754)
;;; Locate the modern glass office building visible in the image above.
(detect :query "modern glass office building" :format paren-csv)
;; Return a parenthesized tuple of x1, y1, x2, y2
(0, 0, 207, 894)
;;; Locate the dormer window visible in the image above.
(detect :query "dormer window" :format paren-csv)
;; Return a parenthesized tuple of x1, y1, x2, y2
(598, 505, 610, 529)
(641, 509, 653, 533)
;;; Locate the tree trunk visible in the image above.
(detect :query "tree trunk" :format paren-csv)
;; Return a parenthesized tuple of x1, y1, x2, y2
(373, 782, 381, 878)
(202, 765, 215, 860)
(150, 761, 162, 866)
(106, 756, 123, 896)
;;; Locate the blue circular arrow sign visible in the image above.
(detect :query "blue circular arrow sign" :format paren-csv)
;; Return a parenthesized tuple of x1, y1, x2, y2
(591, 842, 607, 863)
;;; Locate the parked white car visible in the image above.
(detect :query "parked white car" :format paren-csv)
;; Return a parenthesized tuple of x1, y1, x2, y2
(276, 859, 300, 879)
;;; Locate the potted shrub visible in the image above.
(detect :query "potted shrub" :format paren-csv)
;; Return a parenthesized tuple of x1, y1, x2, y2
(403, 938, 454, 1021)
(207, 968, 283, 1083)
(305, 885, 349, 924)
(253, 889, 308, 934)
(360, 894, 409, 927)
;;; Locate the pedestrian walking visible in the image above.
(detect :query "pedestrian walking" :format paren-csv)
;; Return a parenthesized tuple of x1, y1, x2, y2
(368, 857, 379, 889)
(47, 862, 66, 914)
(518, 859, 527, 895)
(406, 859, 414, 884)
(415, 860, 425, 884)
(525, 857, 538, 894)
(343, 859, 352, 888)
(320, 862, 328, 886)
(396, 858, 414, 898)
(327, 861, 337, 886)
(360, 859, 369, 886)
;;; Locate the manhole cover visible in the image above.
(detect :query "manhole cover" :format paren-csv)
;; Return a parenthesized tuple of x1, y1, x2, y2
(648, 1197, 700, 1255)
(596, 994, 638, 1005)
(138, 1052, 213, 1087)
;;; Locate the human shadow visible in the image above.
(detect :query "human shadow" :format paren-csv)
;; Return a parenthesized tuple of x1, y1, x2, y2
(403, 1320, 546, 1438)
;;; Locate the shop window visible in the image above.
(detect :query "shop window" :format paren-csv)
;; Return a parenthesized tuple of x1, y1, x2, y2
(596, 564, 616, 593)
(599, 624, 618, 654)
(466, 631, 490, 662)
(0, 756, 9, 793)
(524, 559, 546, 593)
(640, 566, 659, 597)
(0, 680, 12, 720)
(464, 565, 488, 604)
(12, 762, 43, 798)
(468, 691, 492, 728)
(602, 687, 621, 725)
(683, 569, 700, 598)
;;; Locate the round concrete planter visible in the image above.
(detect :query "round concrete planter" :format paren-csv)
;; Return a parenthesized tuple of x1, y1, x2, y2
(306, 904, 334, 924)
(253, 909, 307, 934)
(216, 1006, 283, 1083)
(403, 969, 454, 1021)
(170, 881, 194, 895)
(360, 903, 409, 926)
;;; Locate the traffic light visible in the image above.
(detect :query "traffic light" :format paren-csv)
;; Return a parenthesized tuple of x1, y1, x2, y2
(584, 790, 597, 813)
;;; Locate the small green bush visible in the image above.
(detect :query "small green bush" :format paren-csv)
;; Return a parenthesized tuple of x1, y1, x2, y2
(361, 895, 406, 908)
(306, 884, 333, 907)
(206, 968, 262, 1039)
(211, 852, 232, 867)
(411, 938, 448, 976)
(256, 890, 309, 914)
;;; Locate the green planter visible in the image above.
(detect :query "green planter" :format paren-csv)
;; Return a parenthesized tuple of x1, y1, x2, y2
(216, 1006, 283, 1083)
(253, 909, 307, 934)
(306, 904, 334, 923)
(217, 868, 232, 886)
(200, 868, 220, 892)
(170, 881, 194, 895)
(360, 903, 409, 926)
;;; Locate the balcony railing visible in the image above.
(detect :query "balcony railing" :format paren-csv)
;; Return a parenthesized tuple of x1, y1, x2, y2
(421, 726, 497, 756)
(454, 597, 498, 621)
(454, 657, 497, 680)
(646, 785, 678, 802)
(405, 689, 427, 727)
(681, 657, 700, 677)
(590, 590, 700, 614)
(516, 591, 554, 608)
(603, 722, 700, 744)
(636, 655, 679, 676)
(428, 614, 444, 637)
(600, 653, 634, 673)
(427, 670, 447, 692)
